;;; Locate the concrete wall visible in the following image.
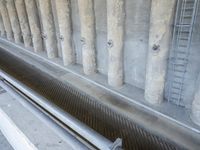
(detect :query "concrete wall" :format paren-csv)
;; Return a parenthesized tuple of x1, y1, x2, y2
(182, 13, 200, 108)
(70, 0, 151, 89)
(165, 3, 200, 108)
(1, 0, 200, 108)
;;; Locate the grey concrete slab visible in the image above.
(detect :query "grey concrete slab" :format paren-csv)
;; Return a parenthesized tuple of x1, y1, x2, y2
(0, 132, 13, 150)
(0, 86, 86, 150)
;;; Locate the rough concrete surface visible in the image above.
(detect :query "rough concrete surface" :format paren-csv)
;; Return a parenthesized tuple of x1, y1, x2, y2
(0, 0, 13, 40)
(70, 0, 151, 89)
(0, 13, 6, 37)
(191, 73, 200, 126)
(107, 0, 125, 87)
(38, 0, 58, 58)
(78, 0, 97, 75)
(6, 0, 21, 44)
(15, 0, 32, 48)
(24, 0, 43, 52)
(0, 132, 13, 150)
(145, 0, 176, 104)
(55, 0, 75, 65)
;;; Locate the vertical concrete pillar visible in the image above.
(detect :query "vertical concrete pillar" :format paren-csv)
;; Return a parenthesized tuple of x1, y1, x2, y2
(145, 0, 176, 104)
(15, 0, 32, 48)
(6, 0, 21, 44)
(107, 0, 125, 87)
(78, 0, 96, 75)
(191, 74, 200, 126)
(37, 0, 58, 58)
(55, 0, 75, 65)
(24, 0, 43, 52)
(0, 0, 13, 40)
(0, 13, 6, 37)
(50, 0, 62, 57)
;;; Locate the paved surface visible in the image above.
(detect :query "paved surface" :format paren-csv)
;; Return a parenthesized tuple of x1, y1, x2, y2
(0, 87, 86, 150)
(0, 132, 13, 150)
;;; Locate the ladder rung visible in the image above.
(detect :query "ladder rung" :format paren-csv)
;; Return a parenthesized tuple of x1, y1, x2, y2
(178, 45, 188, 48)
(171, 63, 186, 67)
(173, 69, 186, 73)
(172, 86, 182, 90)
(172, 81, 182, 84)
(178, 37, 189, 40)
(182, 7, 194, 11)
(170, 95, 182, 99)
(170, 97, 179, 101)
(176, 51, 187, 54)
(172, 92, 181, 95)
(175, 24, 191, 27)
(174, 74, 184, 78)
(183, 15, 193, 18)
(177, 57, 188, 61)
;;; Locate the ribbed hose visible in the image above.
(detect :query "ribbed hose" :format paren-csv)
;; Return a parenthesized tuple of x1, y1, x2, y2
(0, 48, 184, 150)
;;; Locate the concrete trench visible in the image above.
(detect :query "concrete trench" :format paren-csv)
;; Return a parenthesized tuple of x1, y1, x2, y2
(0, 0, 200, 149)
(0, 48, 184, 150)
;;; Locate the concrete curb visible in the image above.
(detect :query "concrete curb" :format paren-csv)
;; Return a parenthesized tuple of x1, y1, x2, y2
(0, 108, 38, 150)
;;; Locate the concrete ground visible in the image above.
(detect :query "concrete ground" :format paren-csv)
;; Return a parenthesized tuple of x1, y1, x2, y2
(0, 85, 89, 150)
(0, 132, 13, 150)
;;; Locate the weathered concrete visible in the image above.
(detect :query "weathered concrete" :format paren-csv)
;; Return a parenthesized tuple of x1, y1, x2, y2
(50, 0, 62, 58)
(107, 0, 125, 87)
(191, 74, 200, 126)
(78, 0, 96, 75)
(70, 0, 151, 88)
(0, 13, 6, 37)
(15, 0, 32, 48)
(55, 0, 75, 65)
(6, 0, 22, 44)
(145, 0, 176, 104)
(38, 0, 58, 58)
(24, 0, 43, 52)
(0, 0, 13, 40)
(165, 3, 200, 108)
(0, 132, 13, 150)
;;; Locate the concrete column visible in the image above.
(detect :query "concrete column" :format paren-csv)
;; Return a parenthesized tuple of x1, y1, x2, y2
(191, 74, 200, 126)
(55, 0, 75, 65)
(107, 0, 125, 87)
(0, 0, 13, 40)
(0, 13, 6, 37)
(37, 0, 58, 58)
(78, 0, 96, 75)
(145, 0, 176, 104)
(6, 0, 21, 44)
(15, 0, 32, 48)
(51, 0, 62, 57)
(24, 0, 43, 52)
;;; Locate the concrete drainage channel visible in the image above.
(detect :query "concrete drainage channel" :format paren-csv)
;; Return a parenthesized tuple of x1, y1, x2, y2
(0, 75, 119, 150)
(0, 49, 184, 150)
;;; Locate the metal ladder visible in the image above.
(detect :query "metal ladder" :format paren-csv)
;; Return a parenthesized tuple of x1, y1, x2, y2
(168, 0, 199, 106)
